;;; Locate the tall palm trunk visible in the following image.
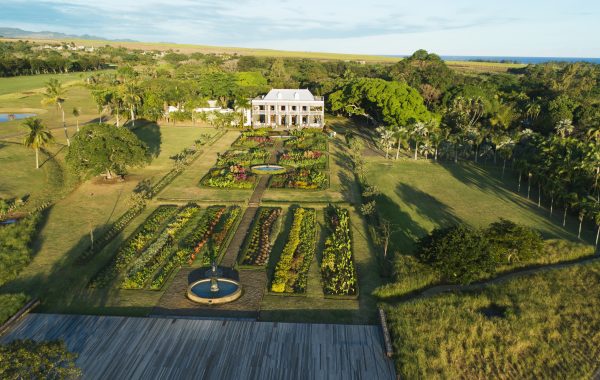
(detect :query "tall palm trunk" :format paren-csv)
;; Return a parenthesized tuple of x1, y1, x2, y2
(596, 225, 599, 248)
(502, 159, 506, 178)
(518, 171, 522, 192)
(434, 147, 438, 161)
(35, 148, 39, 169)
(414, 141, 418, 160)
(76, 118, 79, 132)
(130, 106, 136, 128)
(563, 206, 568, 227)
(550, 195, 554, 215)
(60, 106, 70, 146)
(395, 138, 401, 160)
(578, 217, 584, 239)
(474, 145, 478, 163)
(537, 183, 541, 207)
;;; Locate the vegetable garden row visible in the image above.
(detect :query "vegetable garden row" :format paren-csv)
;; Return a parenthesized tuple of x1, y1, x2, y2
(89, 204, 240, 291)
(237, 205, 358, 296)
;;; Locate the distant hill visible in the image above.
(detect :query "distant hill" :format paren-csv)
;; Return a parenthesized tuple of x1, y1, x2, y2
(0, 27, 137, 42)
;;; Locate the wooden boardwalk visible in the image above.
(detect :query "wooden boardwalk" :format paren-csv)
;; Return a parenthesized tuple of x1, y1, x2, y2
(2, 313, 396, 380)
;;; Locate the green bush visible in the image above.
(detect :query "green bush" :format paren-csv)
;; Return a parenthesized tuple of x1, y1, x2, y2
(0, 339, 81, 379)
(0, 293, 29, 325)
(372, 255, 440, 299)
(0, 212, 42, 287)
(484, 219, 543, 264)
(416, 225, 498, 285)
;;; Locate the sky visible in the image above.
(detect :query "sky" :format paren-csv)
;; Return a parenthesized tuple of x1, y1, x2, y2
(1, 0, 599, 57)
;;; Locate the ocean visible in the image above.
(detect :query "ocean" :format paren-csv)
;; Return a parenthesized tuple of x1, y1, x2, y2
(387, 55, 600, 64)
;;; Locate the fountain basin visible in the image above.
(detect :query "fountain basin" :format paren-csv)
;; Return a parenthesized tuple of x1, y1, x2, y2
(251, 164, 287, 175)
(187, 278, 242, 305)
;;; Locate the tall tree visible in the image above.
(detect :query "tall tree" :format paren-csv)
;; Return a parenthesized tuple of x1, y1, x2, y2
(41, 78, 69, 146)
(72, 107, 80, 132)
(66, 123, 149, 179)
(22, 118, 54, 169)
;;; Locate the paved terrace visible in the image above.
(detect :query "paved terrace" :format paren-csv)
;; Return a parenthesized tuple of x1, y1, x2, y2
(1, 313, 396, 380)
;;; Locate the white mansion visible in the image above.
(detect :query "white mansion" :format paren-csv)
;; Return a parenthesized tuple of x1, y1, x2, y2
(249, 89, 324, 128)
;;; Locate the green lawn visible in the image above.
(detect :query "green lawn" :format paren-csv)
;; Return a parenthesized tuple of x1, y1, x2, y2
(386, 259, 600, 379)
(365, 158, 591, 255)
(0, 70, 114, 96)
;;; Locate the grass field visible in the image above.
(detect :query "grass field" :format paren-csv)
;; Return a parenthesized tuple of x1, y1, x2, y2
(364, 158, 591, 256)
(0, 70, 113, 96)
(386, 259, 600, 378)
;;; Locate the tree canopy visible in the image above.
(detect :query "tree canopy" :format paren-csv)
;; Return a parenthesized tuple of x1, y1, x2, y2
(66, 123, 149, 179)
(329, 77, 432, 127)
(0, 339, 81, 379)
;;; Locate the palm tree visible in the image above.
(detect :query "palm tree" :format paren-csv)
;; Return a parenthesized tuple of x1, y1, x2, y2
(392, 125, 409, 160)
(555, 119, 574, 139)
(376, 126, 394, 159)
(42, 78, 69, 146)
(410, 122, 429, 160)
(72, 107, 80, 132)
(22, 118, 54, 169)
(121, 83, 141, 127)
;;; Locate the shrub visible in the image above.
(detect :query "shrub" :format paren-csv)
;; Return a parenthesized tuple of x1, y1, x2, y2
(0, 293, 29, 325)
(416, 225, 499, 285)
(269, 168, 327, 190)
(484, 219, 543, 264)
(0, 211, 42, 287)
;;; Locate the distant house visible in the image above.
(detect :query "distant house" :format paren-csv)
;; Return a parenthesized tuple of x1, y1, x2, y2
(250, 89, 324, 128)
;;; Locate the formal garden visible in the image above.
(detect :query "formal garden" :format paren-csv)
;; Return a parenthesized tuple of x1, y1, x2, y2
(1, 44, 599, 378)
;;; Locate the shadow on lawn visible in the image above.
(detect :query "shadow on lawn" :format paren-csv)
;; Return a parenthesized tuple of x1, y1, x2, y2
(133, 119, 162, 159)
(439, 161, 591, 242)
(0, 221, 126, 312)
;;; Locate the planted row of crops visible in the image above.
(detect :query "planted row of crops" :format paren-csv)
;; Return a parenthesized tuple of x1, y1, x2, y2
(240, 207, 281, 266)
(120, 204, 201, 289)
(149, 206, 240, 290)
(89, 205, 178, 288)
(321, 206, 357, 296)
(271, 207, 317, 294)
(89, 204, 240, 290)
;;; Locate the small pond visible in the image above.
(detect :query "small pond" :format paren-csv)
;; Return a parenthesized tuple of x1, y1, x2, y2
(0, 113, 37, 122)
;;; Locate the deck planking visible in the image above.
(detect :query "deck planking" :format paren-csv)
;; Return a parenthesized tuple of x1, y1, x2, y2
(1, 313, 396, 380)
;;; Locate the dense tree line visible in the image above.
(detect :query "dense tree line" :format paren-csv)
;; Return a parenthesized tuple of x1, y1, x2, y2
(0, 41, 109, 76)
(330, 50, 600, 243)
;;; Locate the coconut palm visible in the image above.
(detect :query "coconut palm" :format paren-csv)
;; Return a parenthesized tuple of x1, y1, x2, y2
(72, 107, 80, 132)
(121, 82, 141, 127)
(392, 125, 409, 160)
(22, 118, 54, 169)
(376, 126, 394, 159)
(410, 122, 429, 160)
(555, 119, 574, 138)
(42, 78, 69, 146)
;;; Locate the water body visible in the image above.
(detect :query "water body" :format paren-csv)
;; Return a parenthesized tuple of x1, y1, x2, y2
(0, 113, 37, 122)
(386, 55, 600, 64)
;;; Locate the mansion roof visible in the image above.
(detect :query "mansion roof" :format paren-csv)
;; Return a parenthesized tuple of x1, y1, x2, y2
(256, 89, 322, 102)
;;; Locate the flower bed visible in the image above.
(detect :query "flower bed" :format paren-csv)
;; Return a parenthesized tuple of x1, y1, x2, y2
(321, 206, 357, 296)
(270, 207, 317, 293)
(240, 208, 281, 266)
(148, 206, 233, 290)
(216, 148, 270, 167)
(284, 132, 327, 151)
(278, 150, 327, 169)
(120, 204, 201, 289)
(201, 165, 256, 189)
(269, 168, 328, 190)
(88, 205, 178, 288)
(233, 132, 274, 148)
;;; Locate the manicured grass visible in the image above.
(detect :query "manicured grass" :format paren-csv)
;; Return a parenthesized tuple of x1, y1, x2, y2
(386, 260, 600, 378)
(364, 158, 591, 255)
(0, 70, 113, 96)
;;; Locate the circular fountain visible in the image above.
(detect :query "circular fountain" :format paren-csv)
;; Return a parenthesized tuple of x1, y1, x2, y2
(186, 263, 242, 305)
(251, 164, 287, 175)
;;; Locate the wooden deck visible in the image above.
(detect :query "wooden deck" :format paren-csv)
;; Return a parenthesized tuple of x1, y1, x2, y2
(1, 313, 396, 380)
